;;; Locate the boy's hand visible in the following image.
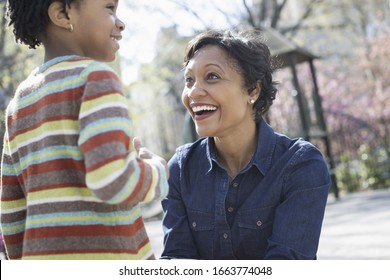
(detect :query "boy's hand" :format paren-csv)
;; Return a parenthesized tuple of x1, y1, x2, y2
(133, 137, 169, 179)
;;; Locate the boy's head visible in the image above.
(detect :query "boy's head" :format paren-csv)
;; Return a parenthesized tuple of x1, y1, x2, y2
(6, 0, 80, 49)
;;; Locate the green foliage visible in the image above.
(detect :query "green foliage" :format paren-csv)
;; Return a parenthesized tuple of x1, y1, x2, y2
(359, 144, 390, 189)
(335, 153, 362, 193)
(334, 144, 390, 193)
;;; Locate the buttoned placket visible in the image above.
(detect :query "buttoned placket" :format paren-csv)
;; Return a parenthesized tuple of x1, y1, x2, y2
(226, 178, 239, 227)
(215, 170, 235, 258)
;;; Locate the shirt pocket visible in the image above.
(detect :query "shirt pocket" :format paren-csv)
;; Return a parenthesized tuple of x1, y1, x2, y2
(187, 209, 214, 259)
(237, 206, 276, 258)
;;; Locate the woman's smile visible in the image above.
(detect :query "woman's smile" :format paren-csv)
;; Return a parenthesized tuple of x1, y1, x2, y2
(191, 103, 218, 121)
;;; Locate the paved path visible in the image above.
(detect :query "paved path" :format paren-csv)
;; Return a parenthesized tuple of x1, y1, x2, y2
(145, 189, 390, 259)
(318, 189, 390, 259)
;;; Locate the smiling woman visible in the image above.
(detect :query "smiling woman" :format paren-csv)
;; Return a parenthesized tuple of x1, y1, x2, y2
(161, 29, 331, 260)
(182, 43, 258, 139)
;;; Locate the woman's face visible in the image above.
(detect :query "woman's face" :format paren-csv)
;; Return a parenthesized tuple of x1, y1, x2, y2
(182, 44, 255, 138)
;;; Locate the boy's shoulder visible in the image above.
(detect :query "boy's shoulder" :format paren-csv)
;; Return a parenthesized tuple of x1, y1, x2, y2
(37, 56, 116, 76)
(53, 56, 120, 82)
(66, 56, 116, 74)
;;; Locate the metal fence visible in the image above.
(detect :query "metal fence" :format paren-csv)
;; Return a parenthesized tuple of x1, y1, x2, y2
(316, 110, 390, 192)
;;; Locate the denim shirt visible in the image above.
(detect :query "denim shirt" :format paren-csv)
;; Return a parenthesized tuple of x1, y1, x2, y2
(161, 120, 330, 259)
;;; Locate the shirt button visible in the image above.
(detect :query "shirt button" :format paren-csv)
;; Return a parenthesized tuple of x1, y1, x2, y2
(192, 222, 197, 228)
(232, 182, 239, 188)
(223, 233, 228, 239)
(256, 220, 262, 227)
(227, 207, 234, 213)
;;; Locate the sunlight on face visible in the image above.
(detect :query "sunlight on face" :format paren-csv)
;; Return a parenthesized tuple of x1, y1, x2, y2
(182, 45, 253, 138)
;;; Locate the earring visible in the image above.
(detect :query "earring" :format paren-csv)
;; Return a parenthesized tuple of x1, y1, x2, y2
(250, 99, 255, 104)
(69, 24, 74, 32)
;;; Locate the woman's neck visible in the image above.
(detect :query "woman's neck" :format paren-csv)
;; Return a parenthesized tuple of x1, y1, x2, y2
(214, 122, 258, 178)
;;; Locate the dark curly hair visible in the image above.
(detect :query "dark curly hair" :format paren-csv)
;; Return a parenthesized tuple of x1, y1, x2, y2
(184, 29, 278, 122)
(6, 0, 80, 49)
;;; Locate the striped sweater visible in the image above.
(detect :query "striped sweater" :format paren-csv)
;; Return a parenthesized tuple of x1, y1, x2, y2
(0, 55, 168, 260)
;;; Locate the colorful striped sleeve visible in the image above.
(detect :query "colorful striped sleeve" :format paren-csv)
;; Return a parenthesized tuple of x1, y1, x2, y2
(0, 129, 26, 259)
(77, 62, 168, 205)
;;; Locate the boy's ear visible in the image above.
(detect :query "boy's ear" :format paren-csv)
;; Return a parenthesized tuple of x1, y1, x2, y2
(47, 1, 72, 30)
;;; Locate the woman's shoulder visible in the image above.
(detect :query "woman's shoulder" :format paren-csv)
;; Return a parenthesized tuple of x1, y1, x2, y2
(170, 138, 209, 164)
(272, 132, 326, 167)
(175, 137, 208, 155)
(260, 120, 318, 156)
(274, 132, 317, 152)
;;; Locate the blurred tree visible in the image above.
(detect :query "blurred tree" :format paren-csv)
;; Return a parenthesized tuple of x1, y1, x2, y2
(318, 26, 390, 169)
(127, 27, 188, 158)
(0, 1, 43, 100)
(0, 1, 43, 151)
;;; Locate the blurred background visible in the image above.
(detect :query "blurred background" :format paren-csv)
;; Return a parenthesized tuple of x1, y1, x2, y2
(1, 0, 390, 258)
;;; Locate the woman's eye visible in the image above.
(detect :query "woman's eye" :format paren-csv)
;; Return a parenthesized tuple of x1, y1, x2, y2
(207, 73, 219, 80)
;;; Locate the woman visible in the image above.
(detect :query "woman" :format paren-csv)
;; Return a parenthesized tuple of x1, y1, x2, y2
(161, 29, 330, 259)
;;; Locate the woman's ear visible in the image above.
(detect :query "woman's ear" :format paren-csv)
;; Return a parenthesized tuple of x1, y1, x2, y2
(47, 1, 73, 31)
(249, 81, 261, 103)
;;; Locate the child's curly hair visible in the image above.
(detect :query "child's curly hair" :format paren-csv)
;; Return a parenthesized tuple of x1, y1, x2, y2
(6, 0, 79, 49)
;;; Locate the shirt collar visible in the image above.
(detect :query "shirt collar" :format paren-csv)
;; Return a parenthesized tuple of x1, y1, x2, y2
(205, 119, 276, 176)
(35, 55, 82, 74)
(252, 119, 277, 175)
(206, 138, 219, 174)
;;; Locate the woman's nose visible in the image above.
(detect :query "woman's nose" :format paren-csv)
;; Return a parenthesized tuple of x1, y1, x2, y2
(186, 82, 207, 99)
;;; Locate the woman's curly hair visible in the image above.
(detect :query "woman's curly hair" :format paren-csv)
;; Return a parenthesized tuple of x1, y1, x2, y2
(184, 29, 279, 122)
(6, 0, 79, 49)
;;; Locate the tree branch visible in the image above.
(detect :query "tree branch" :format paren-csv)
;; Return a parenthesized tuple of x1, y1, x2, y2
(271, 0, 288, 28)
(281, 0, 324, 36)
(243, 0, 256, 27)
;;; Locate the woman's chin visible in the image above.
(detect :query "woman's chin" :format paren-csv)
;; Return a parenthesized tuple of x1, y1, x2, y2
(195, 129, 211, 138)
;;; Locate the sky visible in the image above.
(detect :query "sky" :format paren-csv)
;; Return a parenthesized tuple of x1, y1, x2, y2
(116, 0, 245, 83)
